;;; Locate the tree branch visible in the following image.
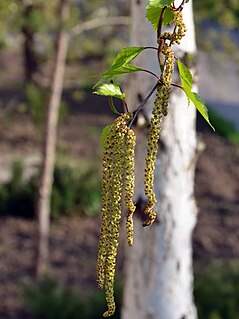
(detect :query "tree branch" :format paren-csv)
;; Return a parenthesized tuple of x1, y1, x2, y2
(69, 16, 131, 39)
(128, 82, 160, 128)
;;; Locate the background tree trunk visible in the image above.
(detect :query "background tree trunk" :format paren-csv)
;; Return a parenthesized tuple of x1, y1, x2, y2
(122, 1, 198, 318)
(35, 0, 69, 278)
(22, 3, 39, 84)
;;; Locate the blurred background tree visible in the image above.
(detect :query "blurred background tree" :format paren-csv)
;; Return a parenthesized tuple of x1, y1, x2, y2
(194, 0, 239, 61)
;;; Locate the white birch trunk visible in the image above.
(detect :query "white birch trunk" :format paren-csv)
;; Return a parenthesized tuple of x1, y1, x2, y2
(122, 1, 198, 319)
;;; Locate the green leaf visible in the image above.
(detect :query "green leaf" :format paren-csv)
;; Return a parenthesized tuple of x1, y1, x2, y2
(104, 64, 143, 78)
(177, 59, 193, 90)
(96, 65, 143, 87)
(178, 59, 214, 130)
(93, 83, 126, 100)
(94, 47, 144, 87)
(101, 125, 113, 148)
(162, 8, 175, 26)
(110, 47, 144, 70)
(146, 5, 161, 30)
(148, 0, 173, 6)
(190, 92, 215, 130)
(182, 85, 215, 130)
(146, 0, 174, 30)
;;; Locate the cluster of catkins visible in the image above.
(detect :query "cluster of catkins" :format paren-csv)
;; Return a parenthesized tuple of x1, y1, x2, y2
(97, 9, 186, 318)
(144, 9, 186, 226)
(96, 113, 136, 317)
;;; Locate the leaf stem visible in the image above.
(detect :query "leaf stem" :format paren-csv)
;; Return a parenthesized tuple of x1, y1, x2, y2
(108, 96, 121, 115)
(144, 46, 159, 51)
(128, 82, 160, 128)
(171, 82, 183, 90)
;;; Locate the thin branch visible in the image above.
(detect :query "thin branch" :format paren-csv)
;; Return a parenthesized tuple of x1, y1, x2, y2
(69, 16, 130, 39)
(123, 100, 129, 113)
(169, 25, 177, 46)
(177, 0, 186, 11)
(128, 82, 160, 128)
(156, 7, 167, 73)
(157, 6, 167, 41)
(141, 69, 160, 80)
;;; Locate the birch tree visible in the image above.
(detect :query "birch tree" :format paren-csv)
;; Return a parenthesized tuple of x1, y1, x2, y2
(94, 0, 214, 318)
(122, 1, 198, 318)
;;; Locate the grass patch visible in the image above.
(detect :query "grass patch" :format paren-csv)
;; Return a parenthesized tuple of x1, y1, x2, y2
(194, 259, 239, 319)
(0, 160, 101, 219)
(24, 276, 122, 319)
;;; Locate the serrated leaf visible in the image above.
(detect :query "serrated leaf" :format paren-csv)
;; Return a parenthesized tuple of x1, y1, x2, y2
(178, 59, 214, 130)
(93, 83, 126, 100)
(182, 85, 215, 130)
(162, 8, 175, 26)
(96, 64, 143, 87)
(101, 124, 113, 148)
(94, 47, 144, 87)
(146, 0, 174, 30)
(190, 92, 215, 130)
(110, 47, 144, 70)
(104, 64, 143, 77)
(146, 5, 161, 30)
(177, 59, 193, 90)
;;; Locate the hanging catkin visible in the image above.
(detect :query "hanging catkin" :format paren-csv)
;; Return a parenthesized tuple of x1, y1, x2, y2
(96, 113, 136, 317)
(143, 32, 177, 226)
(124, 127, 136, 246)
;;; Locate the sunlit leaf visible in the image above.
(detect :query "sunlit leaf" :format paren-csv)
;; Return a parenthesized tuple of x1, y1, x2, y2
(181, 85, 215, 130)
(177, 59, 193, 90)
(109, 47, 144, 70)
(146, 0, 174, 30)
(162, 8, 175, 26)
(190, 92, 215, 130)
(93, 83, 126, 100)
(94, 47, 144, 87)
(178, 59, 214, 130)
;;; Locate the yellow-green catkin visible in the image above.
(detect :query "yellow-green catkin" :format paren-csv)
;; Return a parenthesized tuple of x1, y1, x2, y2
(143, 48, 174, 226)
(143, 45, 174, 227)
(171, 10, 187, 45)
(103, 119, 125, 317)
(143, 85, 163, 227)
(97, 113, 135, 317)
(143, 10, 187, 227)
(96, 124, 117, 290)
(124, 127, 136, 246)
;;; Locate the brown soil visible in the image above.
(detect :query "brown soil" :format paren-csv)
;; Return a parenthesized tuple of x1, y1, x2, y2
(0, 111, 239, 318)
